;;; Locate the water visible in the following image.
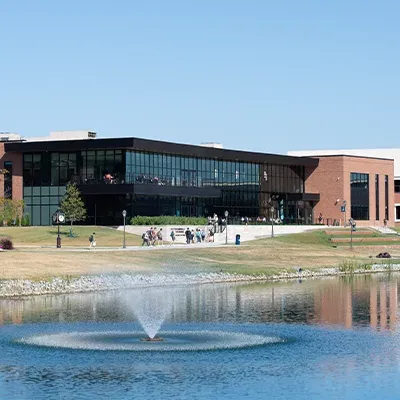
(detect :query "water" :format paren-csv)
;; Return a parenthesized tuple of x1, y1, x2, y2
(0, 274, 400, 399)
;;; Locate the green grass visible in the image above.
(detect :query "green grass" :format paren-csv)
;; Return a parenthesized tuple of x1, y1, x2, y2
(263, 230, 332, 246)
(0, 226, 142, 247)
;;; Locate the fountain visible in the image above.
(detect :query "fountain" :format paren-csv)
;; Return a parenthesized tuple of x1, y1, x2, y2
(16, 285, 282, 351)
(120, 286, 178, 341)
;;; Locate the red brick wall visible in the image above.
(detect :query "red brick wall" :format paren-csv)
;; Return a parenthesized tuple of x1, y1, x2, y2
(0, 143, 23, 200)
(306, 156, 394, 227)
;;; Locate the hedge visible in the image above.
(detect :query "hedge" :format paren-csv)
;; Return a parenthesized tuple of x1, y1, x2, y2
(130, 216, 208, 226)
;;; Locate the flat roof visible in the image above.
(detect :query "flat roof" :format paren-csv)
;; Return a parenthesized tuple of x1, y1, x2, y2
(306, 154, 395, 162)
(288, 148, 400, 177)
(5, 136, 319, 167)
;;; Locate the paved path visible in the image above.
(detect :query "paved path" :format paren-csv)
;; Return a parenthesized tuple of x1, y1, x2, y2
(16, 242, 238, 252)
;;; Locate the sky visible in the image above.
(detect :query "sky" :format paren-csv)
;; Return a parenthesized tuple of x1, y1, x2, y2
(1, 0, 399, 154)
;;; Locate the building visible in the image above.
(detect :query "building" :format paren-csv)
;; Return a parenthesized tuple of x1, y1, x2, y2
(289, 149, 398, 225)
(0, 133, 395, 226)
(1, 132, 321, 226)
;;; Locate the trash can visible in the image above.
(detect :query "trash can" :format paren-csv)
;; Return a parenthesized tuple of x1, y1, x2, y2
(235, 234, 241, 245)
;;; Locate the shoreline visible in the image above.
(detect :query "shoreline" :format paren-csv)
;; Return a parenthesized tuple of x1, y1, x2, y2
(1, 264, 399, 298)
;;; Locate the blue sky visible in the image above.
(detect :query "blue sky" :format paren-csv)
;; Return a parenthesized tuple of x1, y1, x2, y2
(1, 0, 399, 154)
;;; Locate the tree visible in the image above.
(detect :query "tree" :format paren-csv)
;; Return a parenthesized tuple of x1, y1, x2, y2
(0, 198, 24, 226)
(60, 182, 87, 232)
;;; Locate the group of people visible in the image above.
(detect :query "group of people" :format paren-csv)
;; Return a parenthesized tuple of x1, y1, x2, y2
(184, 227, 209, 244)
(207, 213, 227, 233)
(141, 226, 215, 246)
(141, 227, 164, 246)
(103, 173, 116, 184)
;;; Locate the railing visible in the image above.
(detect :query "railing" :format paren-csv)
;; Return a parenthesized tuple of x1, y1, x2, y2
(71, 173, 258, 188)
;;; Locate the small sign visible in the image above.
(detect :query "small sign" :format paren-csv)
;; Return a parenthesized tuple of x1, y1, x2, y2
(341, 206, 346, 212)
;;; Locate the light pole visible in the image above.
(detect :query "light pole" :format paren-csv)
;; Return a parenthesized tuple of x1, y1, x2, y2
(122, 210, 127, 248)
(349, 218, 354, 249)
(271, 206, 275, 238)
(52, 210, 65, 248)
(224, 210, 229, 244)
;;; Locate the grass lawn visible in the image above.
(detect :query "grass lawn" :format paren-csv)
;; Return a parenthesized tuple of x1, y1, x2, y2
(0, 226, 142, 247)
(1, 229, 399, 280)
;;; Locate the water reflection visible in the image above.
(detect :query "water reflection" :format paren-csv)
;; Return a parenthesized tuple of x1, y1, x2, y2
(0, 273, 399, 331)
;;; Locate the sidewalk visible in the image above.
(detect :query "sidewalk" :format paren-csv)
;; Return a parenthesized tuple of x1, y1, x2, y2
(15, 242, 239, 252)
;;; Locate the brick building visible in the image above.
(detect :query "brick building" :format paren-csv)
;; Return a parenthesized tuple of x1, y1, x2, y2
(290, 148, 398, 226)
(305, 155, 394, 227)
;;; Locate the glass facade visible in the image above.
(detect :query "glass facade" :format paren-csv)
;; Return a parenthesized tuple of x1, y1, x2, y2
(22, 149, 314, 225)
(350, 173, 369, 220)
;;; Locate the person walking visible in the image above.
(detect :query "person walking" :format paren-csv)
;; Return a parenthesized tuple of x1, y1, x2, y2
(201, 229, 206, 242)
(142, 231, 149, 246)
(89, 232, 96, 249)
(170, 229, 176, 245)
(196, 229, 201, 243)
(185, 227, 191, 244)
(157, 228, 163, 246)
(152, 227, 157, 246)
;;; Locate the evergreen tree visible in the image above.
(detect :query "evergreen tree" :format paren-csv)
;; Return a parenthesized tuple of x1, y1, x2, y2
(60, 182, 87, 231)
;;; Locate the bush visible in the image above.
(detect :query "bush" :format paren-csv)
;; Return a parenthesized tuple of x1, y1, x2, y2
(0, 238, 14, 250)
(130, 216, 208, 226)
(21, 214, 30, 226)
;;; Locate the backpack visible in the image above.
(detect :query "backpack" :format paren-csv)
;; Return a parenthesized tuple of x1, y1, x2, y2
(89, 235, 93, 242)
(142, 233, 146, 240)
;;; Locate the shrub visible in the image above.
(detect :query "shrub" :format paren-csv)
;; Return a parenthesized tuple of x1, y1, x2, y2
(0, 238, 14, 250)
(21, 214, 30, 226)
(15, 216, 20, 226)
(130, 215, 208, 226)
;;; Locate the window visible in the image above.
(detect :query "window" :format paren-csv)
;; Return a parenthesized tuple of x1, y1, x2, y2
(4, 161, 12, 199)
(350, 172, 369, 220)
(385, 175, 389, 220)
(396, 205, 400, 222)
(375, 174, 379, 221)
(395, 180, 400, 193)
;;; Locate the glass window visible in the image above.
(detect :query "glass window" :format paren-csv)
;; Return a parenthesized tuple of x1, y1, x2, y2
(396, 205, 400, 221)
(350, 172, 369, 220)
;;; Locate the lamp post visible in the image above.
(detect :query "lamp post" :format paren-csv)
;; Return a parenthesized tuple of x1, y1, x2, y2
(271, 206, 275, 238)
(224, 210, 229, 245)
(349, 218, 353, 249)
(122, 210, 127, 249)
(52, 209, 65, 248)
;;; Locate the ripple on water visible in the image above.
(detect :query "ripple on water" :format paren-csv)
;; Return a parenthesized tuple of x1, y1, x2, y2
(17, 330, 283, 352)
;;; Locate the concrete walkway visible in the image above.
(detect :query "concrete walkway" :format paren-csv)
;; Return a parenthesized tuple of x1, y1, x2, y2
(117, 224, 332, 243)
(16, 242, 238, 252)
(370, 226, 399, 235)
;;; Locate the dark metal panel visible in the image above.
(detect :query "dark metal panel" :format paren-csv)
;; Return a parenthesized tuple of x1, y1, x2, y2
(5, 136, 318, 167)
(133, 138, 319, 167)
(302, 193, 320, 201)
(5, 138, 134, 153)
(286, 193, 320, 202)
(77, 184, 134, 195)
(134, 184, 221, 198)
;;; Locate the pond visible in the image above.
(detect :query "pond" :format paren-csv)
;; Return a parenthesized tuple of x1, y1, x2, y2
(0, 274, 399, 399)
